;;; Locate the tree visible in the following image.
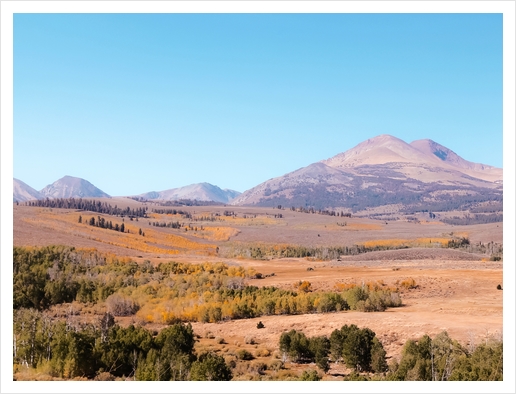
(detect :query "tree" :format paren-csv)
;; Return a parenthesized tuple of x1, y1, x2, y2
(309, 336, 330, 373)
(331, 325, 378, 372)
(371, 336, 388, 373)
(190, 352, 232, 381)
(154, 323, 196, 380)
(279, 330, 313, 362)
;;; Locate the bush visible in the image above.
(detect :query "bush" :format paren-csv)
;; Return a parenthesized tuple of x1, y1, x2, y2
(400, 278, 417, 290)
(268, 360, 284, 371)
(190, 352, 233, 381)
(250, 361, 267, 374)
(496, 284, 502, 290)
(105, 293, 139, 316)
(257, 321, 265, 329)
(299, 370, 320, 381)
(237, 349, 254, 360)
(94, 372, 116, 381)
(255, 348, 271, 357)
(296, 281, 313, 293)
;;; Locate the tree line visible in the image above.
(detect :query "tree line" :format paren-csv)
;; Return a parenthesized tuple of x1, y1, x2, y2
(228, 236, 501, 261)
(26, 198, 148, 219)
(80, 215, 128, 233)
(441, 213, 503, 225)
(278, 327, 502, 381)
(13, 309, 231, 381)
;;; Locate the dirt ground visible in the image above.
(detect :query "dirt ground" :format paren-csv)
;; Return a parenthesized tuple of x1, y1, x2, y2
(187, 257, 502, 362)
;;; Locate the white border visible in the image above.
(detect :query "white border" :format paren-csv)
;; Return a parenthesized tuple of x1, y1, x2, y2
(1, 1, 514, 393)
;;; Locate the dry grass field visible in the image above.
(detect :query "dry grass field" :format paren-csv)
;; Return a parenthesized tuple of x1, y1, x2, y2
(12, 199, 503, 379)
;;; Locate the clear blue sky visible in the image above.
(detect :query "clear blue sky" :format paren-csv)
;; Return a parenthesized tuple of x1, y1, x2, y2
(13, 13, 503, 196)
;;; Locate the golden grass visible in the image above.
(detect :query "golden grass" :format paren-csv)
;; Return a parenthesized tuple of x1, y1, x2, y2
(23, 210, 217, 255)
(334, 280, 399, 292)
(346, 223, 383, 231)
(295, 222, 383, 231)
(189, 226, 240, 241)
(360, 237, 451, 249)
(215, 215, 280, 226)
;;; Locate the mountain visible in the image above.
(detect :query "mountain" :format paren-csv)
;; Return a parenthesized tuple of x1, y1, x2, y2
(231, 134, 502, 212)
(39, 176, 110, 199)
(13, 178, 43, 202)
(137, 182, 240, 203)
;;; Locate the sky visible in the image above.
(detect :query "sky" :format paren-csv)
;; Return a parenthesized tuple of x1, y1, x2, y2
(13, 13, 503, 196)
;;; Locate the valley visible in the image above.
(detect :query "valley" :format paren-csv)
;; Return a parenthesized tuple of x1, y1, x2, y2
(12, 198, 503, 381)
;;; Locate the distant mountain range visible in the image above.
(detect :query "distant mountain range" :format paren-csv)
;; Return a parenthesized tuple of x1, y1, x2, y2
(13, 176, 240, 204)
(14, 176, 109, 202)
(13, 135, 503, 212)
(231, 134, 502, 212)
(135, 183, 240, 204)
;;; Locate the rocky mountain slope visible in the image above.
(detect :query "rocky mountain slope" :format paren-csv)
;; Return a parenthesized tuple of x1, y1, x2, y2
(231, 135, 502, 212)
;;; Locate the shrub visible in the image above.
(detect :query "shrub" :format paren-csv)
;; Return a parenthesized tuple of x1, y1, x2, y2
(255, 348, 271, 357)
(94, 372, 116, 381)
(299, 370, 320, 381)
(105, 294, 139, 316)
(400, 278, 417, 290)
(237, 349, 254, 361)
(296, 280, 313, 293)
(268, 360, 284, 371)
(257, 321, 265, 329)
(245, 336, 256, 345)
(250, 361, 267, 374)
(215, 337, 225, 344)
(496, 284, 502, 290)
(190, 352, 233, 381)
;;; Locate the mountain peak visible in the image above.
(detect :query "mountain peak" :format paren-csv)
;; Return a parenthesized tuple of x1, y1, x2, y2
(40, 176, 110, 199)
(322, 134, 425, 168)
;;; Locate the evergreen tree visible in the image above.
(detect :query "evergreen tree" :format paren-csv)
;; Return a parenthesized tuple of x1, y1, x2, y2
(190, 352, 232, 381)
